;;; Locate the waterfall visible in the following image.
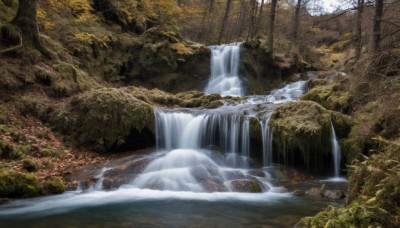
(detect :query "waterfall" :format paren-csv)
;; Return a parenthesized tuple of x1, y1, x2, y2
(330, 123, 342, 177)
(241, 118, 250, 168)
(261, 118, 273, 167)
(204, 42, 244, 97)
(154, 110, 248, 166)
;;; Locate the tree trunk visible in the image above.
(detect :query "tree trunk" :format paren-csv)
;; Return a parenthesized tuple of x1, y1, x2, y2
(8, 0, 54, 58)
(369, 0, 384, 61)
(256, 0, 265, 34)
(247, 0, 258, 40)
(268, 0, 278, 55)
(354, 0, 364, 62)
(292, 0, 301, 47)
(218, 0, 232, 44)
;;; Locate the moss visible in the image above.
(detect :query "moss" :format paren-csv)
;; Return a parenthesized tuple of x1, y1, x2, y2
(0, 171, 43, 198)
(124, 86, 182, 106)
(301, 80, 353, 114)
(298, 138, 400, 227)
(51, 62, 97, 97)
(22, 159, 38, 172)
(0, 139, 21, 159)
(51, 87, 154, 152)
(44, 176, 65, 195)
(179, 93, 222, 108)
(269, 101, 351, 173)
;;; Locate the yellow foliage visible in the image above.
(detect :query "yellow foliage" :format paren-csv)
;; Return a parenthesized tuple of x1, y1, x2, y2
(74, 32, 107, 46)
(67, 0, 98, 23)
(37, 8, 55, 30)
(171, 43, 193, 55)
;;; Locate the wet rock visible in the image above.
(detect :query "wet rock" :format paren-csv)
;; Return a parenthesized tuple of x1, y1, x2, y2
(223, 170, 246, 180)
(203, 100, 224, 109)
(201, 180, 228, 192)
(229, 179, 262, 193)
(306, 187, 322, 197)
(293, 189, 306, 196)
(323, 190, 345, 199)
(247, 170, 267, 177)
(102, 176, 134, 190)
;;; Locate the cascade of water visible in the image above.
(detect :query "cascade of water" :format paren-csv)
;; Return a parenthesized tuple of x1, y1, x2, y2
(204, 42, 244, 97)
(241, 118, 250, 168)
(261, 118, 273, 167)
(330, 123, 342, 177)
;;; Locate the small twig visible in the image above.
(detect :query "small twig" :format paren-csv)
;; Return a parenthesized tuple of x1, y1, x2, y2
(0, 31, 23, 55)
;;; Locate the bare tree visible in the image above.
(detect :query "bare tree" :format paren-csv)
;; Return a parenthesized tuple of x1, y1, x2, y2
(354, 0, 364, 61)
(369, 0, 384, 61)
(291, 0, 302, 52)
(268, 0, 278, 55)
(218, 0, 233, 44)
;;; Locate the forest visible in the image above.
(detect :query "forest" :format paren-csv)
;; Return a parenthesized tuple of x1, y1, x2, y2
(0, 0, 399, 227)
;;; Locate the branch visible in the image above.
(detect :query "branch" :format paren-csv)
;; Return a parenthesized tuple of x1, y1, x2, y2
(0, 31, 23, 55)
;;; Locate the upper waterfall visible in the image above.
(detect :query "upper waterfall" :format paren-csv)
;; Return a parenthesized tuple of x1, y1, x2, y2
(204, 42, 244, 97)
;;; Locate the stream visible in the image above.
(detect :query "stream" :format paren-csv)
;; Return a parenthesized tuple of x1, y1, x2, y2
(0, 42, 347, 227)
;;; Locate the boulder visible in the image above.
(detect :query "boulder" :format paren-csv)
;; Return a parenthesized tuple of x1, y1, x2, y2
(51, 87, 155, 152)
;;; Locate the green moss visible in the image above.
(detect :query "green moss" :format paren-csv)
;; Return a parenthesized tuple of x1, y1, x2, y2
(44, 177, 65, 195)
(301, 80, 353, 114)
(299, 138, 400, 227)
(51, 62, 98, 97)
(0, 171, 43, 198)
(0, 139, 21, 159)
(22, 159, 38, 172)
(269, 101, 351, 172)
(179, 93, 222, 108)
(51, 87, 154, 152)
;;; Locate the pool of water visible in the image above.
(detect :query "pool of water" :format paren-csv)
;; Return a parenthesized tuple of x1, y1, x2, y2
(0, 188, 343, 227)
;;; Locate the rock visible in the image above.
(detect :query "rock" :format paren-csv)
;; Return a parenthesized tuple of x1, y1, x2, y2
(293, 189, 306, 196)
(50, 87, 155, 152)
(247, 170, 267, 177)
(43, 177, 65, 194)
(203, 100, 224, 109)
(269, 101, 351, 174)
(306, 187, 322, 197)
(229, 179, 262, 193)
(201, 180, 228, 192)
(0, 171, 43, 198)
(323, 190, 345, 199)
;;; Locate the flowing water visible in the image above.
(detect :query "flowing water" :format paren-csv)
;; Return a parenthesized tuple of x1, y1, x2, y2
(0, 44, 346, 227)
(204, 42, 244, 97)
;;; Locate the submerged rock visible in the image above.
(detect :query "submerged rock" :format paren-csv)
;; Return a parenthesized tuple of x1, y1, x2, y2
(229, 179, 262, 193)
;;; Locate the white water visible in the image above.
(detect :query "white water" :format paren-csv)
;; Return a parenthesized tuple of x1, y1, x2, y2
(261, 117, 274, 166)
(204, 42, 244, 97)
(330, 123, 342, 178)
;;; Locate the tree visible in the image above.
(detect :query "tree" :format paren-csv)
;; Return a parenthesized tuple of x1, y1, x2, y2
(11, 0, 52, 58)
(354, 0, 364, 62)
(369, 0, 384, 62)
(268, 0, 278, 55)
(292, 0, 302, 56)
(218, 0, 232, 44)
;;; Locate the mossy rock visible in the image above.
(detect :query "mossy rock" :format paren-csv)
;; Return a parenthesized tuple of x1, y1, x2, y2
(0, 171, 43, 198)
(44, 177, 65, 195)
(269, 101, 351, 173)
(298, 138, 400, 227)
(179, 93, 222, 108)
(51, 87, 155, 152)
(301, 81, 353, 114)
(22, 159, 38, 172)
(124, 86, 182, 106)
(0, 139, 21, 159)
